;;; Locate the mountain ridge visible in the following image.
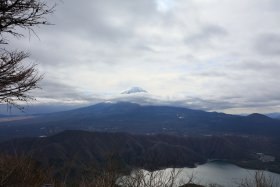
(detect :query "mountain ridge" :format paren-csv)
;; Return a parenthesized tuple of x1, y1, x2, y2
(0, 102, 280, 141)
(0, 130, 279, 174)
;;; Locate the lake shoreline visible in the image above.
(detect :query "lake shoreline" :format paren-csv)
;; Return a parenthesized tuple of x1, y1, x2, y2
(135, 161, 280, 187)
(143, 159, 280, 175)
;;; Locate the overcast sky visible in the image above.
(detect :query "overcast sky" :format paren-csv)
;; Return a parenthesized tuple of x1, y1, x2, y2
(5, 0, 280, 114)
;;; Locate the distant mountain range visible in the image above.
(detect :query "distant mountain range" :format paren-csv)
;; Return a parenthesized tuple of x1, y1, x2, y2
(0, 114, 7, 118)
(1, 102, 280, 141)
(266, 113, 280, 119)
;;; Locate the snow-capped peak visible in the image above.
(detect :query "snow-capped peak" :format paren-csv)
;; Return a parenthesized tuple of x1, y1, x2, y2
(121, 87, 148, 94)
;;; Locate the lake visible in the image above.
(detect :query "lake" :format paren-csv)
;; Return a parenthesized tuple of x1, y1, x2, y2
(121, 161, 280, 187)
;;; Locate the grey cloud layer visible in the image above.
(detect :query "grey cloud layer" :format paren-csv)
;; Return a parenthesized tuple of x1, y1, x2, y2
(6, 0, 280, 114)
(255, 33, 280, 56)
(185, 24, 228, 47)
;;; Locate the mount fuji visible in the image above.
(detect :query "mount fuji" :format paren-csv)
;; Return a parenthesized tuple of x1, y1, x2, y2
(121, 87, 148, 94)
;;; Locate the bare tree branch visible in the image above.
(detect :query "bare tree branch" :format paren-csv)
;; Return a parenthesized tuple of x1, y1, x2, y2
(0, 0, 54, 109)
(0, 0, 55, 44)
(0, 50, 43, 110)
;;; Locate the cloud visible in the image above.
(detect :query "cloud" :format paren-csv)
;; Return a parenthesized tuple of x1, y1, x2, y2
(2, 0, 280, 114)
(185, 24, 228, 47)
(254, 33, 280, 56)
(30, 79, 105, 105)
(155, 0, 175, 12)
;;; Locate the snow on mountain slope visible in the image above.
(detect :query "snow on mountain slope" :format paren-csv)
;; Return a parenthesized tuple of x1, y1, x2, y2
(121, 87, 148, 94)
